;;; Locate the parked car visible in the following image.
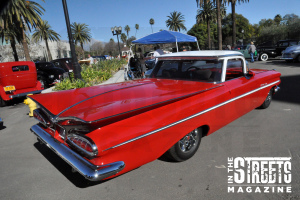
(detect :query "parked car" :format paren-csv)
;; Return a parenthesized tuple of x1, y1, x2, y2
(35, 62, 68, 88)
(281, 44, 300, 62)
(50, 58, 74, 72)
(257, 40, 300, 61)
(235, 44, 257, 60)
(92, 55, 106, 61)
(30, 51, 281, 181)
(144, 58, 155, 69)
(0, 61, 43, 106)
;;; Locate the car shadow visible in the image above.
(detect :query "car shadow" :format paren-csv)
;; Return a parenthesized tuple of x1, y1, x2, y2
(33, 142, 133, 188)
(263, 59, 300, 67)
(272, 74, 300, 105)
(34, 142, 107, 188)
(0, 125, 6, 131)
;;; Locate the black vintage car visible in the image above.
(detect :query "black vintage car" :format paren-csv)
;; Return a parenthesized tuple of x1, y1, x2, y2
(257, 40, 300, 61)
(35, 62, 68, 89)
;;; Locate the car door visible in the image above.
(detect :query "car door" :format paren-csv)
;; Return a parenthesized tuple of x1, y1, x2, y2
(222, 58, 261, 118)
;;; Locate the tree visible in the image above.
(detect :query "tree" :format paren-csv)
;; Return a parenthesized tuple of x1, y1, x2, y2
(188, 22, 217, 49)
(0, 0, 45, 61)
(71, 22, 91, 59)
(196, 1, 216, 49)
(227, 0, 249, 48)
(135, 24, 139, 37)
(32, 20, 60, 61)
(124, 25, 130, 38)
(121, 33, 127, 44)
(166, 11, 187, 32)
(149, 18, 155, 33)
(0, 20, 22, 61)
(222, 13, 253, 45)
(274, 14, 282, 26)
(196, 0, 226, 50)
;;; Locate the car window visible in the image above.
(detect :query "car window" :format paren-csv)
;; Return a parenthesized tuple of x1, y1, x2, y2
(225, 59, 244, 81)
(152, 59, 223, 82)
(279, 42, 289, 47)
(12, 65, 29, 72)
(290, 41, 298, 46)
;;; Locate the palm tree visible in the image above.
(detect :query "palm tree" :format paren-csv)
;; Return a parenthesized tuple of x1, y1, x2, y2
(196, 1, 216, 49)
(0, 0, 45, 61)
(149, 18, 155, 33)
(135, 24, 139, 37)
(71, 22, 91, 59)
(227, 0, 249, 48)
(121, 33, 127, 44)
(124, 25, 130, 38)
(166, 11, 187, 32)
(197, 0, 226, 50)
(32, 20, 60, 61)
(0, 19, 23, 61)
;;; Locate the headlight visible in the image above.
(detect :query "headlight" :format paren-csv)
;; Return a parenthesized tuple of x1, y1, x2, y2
(49, 75, 54, 78)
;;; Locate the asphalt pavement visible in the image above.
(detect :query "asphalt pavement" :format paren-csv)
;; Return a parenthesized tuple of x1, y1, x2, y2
(0, 59, 299, 200)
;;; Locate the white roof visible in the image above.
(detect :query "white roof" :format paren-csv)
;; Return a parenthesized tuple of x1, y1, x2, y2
(159, 50, 243, 58)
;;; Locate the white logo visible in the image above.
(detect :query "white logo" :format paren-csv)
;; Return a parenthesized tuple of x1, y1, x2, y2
(228, 157, 292, 193)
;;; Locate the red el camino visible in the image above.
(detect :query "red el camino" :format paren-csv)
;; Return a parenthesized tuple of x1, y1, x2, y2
(30, 51, 281, 181)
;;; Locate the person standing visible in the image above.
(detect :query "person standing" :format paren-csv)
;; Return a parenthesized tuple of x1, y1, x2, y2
(87, 54, 94, 65)
(248, 42, 256, 63)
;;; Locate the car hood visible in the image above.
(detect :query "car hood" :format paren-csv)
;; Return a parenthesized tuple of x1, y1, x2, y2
(284, 45, 300, 53)
(30, 79, 222, 123)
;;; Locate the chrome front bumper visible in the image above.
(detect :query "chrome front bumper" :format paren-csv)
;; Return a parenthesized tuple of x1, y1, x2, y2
(30, 125, 125, 181)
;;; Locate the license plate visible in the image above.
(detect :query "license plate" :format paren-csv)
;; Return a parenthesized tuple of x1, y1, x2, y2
(3, 85, 16, 92)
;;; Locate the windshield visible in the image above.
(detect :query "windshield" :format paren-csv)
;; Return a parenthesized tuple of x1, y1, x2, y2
(150, 59, 223, 82)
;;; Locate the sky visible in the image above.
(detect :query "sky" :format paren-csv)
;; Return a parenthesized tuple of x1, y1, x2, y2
(35, 0, 300, 43)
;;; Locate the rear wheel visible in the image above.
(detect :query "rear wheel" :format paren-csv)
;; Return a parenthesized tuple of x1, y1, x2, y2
(297, 55, 300, 62)
(166, 128, 202, 162)
(260, 53, 269, 61)
(258, 89, 273, 109)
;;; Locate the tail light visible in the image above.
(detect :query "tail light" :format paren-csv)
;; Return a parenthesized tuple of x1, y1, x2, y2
(67, 134, 98, 158)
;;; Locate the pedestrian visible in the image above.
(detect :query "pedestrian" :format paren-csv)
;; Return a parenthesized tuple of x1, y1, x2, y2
(153, 45, 164, 57)
(138, 48, 146, 78)
(87, 54, 94, 65)
(248, 42, 256, 63)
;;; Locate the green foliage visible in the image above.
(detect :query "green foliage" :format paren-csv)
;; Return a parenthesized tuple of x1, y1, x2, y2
(54, 59, 126, 91)
(165, 11, 187, 32)
(187, 23, 217, 49)
(222, 13, 254, 44)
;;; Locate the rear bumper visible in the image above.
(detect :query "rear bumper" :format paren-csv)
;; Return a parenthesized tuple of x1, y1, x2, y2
(30, 124, 125, 181)
(9, 90, 42, 99)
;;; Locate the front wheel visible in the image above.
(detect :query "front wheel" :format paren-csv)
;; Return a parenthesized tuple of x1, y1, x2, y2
(260, 53, 269, 61)
(166, 128, 202, 162)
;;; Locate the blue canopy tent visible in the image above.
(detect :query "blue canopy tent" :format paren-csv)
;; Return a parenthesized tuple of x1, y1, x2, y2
(132, 30, 200, 52)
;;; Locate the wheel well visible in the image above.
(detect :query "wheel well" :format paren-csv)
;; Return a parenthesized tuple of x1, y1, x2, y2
(198, 125, 209, 137)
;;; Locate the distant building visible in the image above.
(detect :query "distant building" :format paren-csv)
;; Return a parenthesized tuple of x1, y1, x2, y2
(0, 39, 71, 62)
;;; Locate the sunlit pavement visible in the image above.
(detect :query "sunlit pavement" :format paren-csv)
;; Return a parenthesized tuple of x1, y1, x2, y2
(0, 59, 299, 200)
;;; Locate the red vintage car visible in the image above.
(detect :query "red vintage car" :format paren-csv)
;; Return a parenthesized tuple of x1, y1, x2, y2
(0, 61, 43, 106)
(30, 51, 281, 181)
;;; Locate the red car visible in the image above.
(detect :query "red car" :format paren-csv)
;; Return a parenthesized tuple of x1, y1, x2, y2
(30, 51, 281, 181)
(0, 61, 43, 106)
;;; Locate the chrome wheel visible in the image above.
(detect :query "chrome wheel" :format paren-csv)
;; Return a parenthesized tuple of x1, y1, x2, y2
(179, 129, 199, 153)
(166, 128, 202, 162)
(260, 53, 268, 61)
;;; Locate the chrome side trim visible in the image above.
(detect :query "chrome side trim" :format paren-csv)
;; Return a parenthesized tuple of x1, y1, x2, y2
(9, 90, 42, 99)
(104, 80, 280, 151)
(31, 125, 125, 181)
